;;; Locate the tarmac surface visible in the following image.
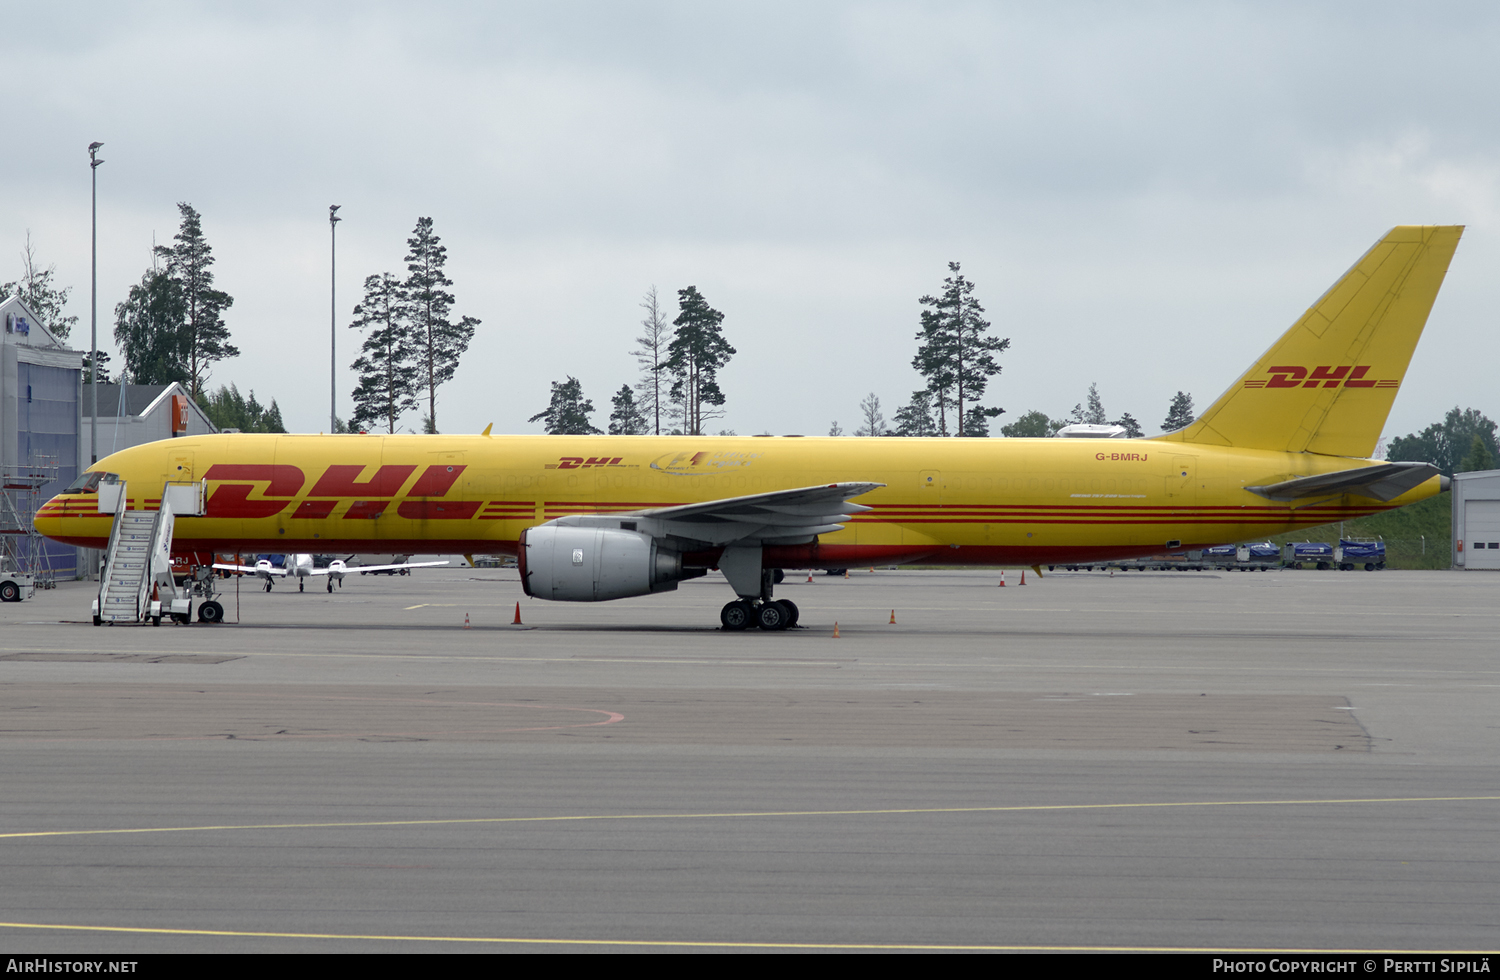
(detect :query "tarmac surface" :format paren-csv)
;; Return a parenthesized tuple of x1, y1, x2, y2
(0, 565, 1497, 953)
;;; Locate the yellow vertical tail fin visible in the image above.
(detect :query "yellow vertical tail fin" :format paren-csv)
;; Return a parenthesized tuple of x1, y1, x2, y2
(1158, 225, 1462, 457)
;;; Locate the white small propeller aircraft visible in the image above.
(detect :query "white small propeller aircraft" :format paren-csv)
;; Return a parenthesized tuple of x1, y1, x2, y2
(213, 554, 448, 592)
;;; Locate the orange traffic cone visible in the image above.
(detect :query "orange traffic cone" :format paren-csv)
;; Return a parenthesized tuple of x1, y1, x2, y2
(806, 572, 814, 583)
(464, 612, 471, 629)
(998, 571, 1006, 587)
(832, 621, 840, 638)
(843, 569, 849, 579)
(512, 602, 522, 625)
(889, 609, 896, 625)
(1020, 569, 1027, 585)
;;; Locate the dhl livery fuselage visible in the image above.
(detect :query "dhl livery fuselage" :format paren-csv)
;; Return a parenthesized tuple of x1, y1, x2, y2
(36, 226, 1460, 623)
(34, 430, 1442, 565)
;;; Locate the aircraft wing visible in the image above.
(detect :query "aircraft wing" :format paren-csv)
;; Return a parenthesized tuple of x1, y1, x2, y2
(317, 560, 450, 575)
(547, 482, 885, 547)
(1246, 462, 1442, 502)
(212, 563, 289, 576)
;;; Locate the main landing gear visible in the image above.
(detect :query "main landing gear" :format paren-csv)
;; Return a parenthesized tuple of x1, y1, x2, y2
(718, 564, 800, 631)
(720, 598, 800, 631)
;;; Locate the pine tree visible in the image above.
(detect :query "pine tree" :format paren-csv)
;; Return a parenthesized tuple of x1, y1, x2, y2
(633, 286, 671, 435)
(963, 405, 1003, 437)
(1112, 412, 1144, 438)
(1162, 391, 1195, 432)
(349, 273, 418, 434)
(857, 393, 886, 437)
(197, 384, 287, 433)
(893, 390, 939, 437)
(913, 262, 1009, 436)
(81, 350, 112, 384)
(113, 267, 188, 386)
(1083, 383, 1107, 424)
(3, 232, 78, 340)
(529, 377, 601, 434)
(156, 204, 237, 399)
(404, 217, 479, 434)
(609, 384, 648, 435)
(665, 286, 734, 436)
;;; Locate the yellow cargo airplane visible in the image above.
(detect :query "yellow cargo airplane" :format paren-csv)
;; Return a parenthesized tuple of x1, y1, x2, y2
(37, 226, 1460, 630)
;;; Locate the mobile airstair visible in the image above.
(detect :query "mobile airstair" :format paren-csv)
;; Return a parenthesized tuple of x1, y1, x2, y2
(92, 480, 207, 625)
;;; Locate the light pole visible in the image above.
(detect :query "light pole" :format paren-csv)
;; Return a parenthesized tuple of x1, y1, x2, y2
(329, 204, 341, 433)
(88, 141, 104, 464)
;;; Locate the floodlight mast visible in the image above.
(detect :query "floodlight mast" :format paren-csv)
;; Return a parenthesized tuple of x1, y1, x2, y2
(88, 142, 104, 464)
(329, 204, 341, 434)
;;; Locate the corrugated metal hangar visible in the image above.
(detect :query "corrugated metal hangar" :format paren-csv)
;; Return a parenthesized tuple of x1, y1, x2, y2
(1, 294, 83, 580)
(1452, 469, 1500, 570)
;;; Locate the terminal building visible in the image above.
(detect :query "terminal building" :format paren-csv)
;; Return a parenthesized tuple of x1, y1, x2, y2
(1452, 469, 1500, 570)
(0, 293, 84, 580)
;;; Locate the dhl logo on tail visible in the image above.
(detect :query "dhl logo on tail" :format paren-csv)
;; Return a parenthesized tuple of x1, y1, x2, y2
(1242, 366, 1399, 389)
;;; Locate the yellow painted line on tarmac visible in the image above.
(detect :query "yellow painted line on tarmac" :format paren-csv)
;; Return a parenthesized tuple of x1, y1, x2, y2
(2, 795, 1497, 841)
(1, 921, 1497, 953)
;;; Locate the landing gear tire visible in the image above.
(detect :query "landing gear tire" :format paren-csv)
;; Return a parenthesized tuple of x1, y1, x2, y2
(757, 601, 791, 631)
(152, 615, 161, 627)
(198, 601, 224, 624)
(720, 599, 757, 631)
(299, 580, 304, 592)
(778, 599, 799, 627)
(170, 612, 190, 625)
(327, 581, 334, 592)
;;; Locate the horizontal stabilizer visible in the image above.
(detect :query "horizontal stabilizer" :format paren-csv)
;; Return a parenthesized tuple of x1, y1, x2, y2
(1246, 461, 1441, 502)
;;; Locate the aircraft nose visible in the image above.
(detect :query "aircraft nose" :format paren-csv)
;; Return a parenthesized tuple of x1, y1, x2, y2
(32, 497, 71, 541)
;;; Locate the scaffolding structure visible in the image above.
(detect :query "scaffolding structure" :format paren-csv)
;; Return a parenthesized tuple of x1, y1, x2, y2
(1, 455, 59, 588)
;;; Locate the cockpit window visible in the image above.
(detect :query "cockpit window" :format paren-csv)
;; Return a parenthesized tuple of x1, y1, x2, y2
(62, 471, 119, 494)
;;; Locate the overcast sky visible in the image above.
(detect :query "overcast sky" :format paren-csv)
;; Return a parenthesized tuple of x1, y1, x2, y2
(2, 1, 1496, 446)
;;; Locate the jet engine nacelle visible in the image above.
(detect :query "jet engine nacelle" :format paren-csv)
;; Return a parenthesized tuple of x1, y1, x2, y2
(519, 525, 697, 601)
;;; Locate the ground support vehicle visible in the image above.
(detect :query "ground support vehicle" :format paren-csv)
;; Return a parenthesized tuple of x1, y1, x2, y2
(1283, 541, 1336, 570)
(0, 557, 34, 602)
(1338, 538, 1386, 571)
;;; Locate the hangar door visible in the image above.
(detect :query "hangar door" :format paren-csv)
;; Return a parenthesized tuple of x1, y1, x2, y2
(1465, 499, 1500, 570)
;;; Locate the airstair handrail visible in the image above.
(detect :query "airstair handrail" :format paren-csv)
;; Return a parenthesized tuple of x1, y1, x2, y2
(96, 480, 128, 619)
